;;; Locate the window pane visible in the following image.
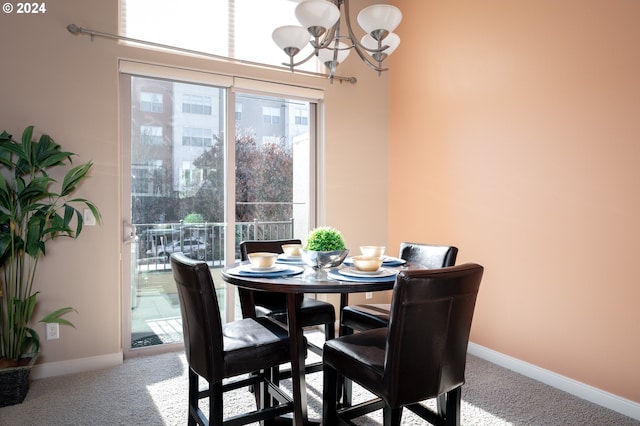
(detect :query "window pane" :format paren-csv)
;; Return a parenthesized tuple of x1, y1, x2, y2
(129, 75, 227, 351)
(235, 93, 311, 241)
(141, 92, 163, 112)
(182, 94, 212, 115)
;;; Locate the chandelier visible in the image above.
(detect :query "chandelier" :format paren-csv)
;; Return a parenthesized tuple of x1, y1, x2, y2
(272, 0, 402, 81)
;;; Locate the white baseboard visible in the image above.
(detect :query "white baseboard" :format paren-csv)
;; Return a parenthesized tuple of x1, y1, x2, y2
(467, 342, 640, 421)
(30, 352, 123, 380)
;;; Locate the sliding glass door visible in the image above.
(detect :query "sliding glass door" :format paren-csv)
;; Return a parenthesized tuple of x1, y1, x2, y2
(120, 69, 317, 356)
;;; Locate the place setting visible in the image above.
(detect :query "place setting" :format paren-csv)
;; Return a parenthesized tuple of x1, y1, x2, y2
(329, 245, 400, 282)
(226, 251, 304, 278)
(342, 245, 406, 268)
(275, 243, 307, 265)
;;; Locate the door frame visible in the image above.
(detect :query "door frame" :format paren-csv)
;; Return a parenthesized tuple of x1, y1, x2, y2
(119, 63, 323, 357)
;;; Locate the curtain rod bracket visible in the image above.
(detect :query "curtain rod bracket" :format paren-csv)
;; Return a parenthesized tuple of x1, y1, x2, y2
(66, 24, 81, 34)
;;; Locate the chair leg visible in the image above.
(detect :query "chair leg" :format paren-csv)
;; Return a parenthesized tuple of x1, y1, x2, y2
(325, 322, 336, 340)
(322, 364, 339, 425)
(340, 326, 354, 407)
(259, 368, 269, 411)
(187, 369, 198, 426)
(252, 371, 264, 412)
(210, 381, 224, 425)
(341, 378, 353, 408)
(436, 393, 446, 417)
(382, 406, 403, 426)
(444, 387, 461, 426)
(270, 366, 280, 407)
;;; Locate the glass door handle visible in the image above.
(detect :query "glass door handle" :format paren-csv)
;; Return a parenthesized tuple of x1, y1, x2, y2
(123, 221, 137, 244)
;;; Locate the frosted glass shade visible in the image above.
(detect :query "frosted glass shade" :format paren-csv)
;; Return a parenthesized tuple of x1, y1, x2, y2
(272, 25, 311, 52)
(318, 42, 350, 65)
(295, 0, 340, 32)
(357, 4, 402, 36)
(361, 32, 400, 56)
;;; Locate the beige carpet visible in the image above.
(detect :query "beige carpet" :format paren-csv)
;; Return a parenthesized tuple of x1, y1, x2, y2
(0, 345, 637, 425)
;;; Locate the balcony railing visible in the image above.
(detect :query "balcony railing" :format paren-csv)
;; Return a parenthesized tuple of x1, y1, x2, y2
(135, 219, 294, 270)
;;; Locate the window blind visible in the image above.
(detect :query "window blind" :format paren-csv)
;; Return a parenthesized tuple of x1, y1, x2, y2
(120, 0, 317, 73)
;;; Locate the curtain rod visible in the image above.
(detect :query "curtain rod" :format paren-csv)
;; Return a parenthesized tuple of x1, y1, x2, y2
(66, 24, 357, 85)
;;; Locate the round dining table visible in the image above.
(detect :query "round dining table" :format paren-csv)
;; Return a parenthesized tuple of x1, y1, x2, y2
(221, 261, 406, 425)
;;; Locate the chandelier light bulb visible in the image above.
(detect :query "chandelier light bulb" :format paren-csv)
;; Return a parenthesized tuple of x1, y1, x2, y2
(318, 41, 350, 67)
(272, 25, 311, 57)
(295, 0, 340, 37)
(357, 4, 402, 39)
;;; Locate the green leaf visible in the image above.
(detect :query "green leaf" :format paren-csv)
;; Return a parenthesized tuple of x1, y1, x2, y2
(61, 162, 92, 196)
(76, 201, 101, 225)
(20, 125, 35, 169)
(73, 208, 83, 236)
(21, 328, 40, 355)
(34, 134, 71, 169)
(39, 307, 77, 328)
(23, 293, 38, 321)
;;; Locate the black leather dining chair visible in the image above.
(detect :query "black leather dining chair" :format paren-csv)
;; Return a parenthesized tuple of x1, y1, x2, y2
(341, 242, 458, 334)
(323, 263, 484, 426)
(239, 239, 336, 364)
(170, 253, 296, 425)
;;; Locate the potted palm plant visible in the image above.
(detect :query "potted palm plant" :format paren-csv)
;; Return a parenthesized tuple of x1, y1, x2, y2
(0, 126, 100, 406)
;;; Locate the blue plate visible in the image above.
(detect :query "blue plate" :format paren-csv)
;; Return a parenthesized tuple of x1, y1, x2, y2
(276, 254, 306, 265)
(343, 256, 406, 267)
(227, 265, 304, 278)
(328, 267, 398, 282)
(381, 256, 406, 267)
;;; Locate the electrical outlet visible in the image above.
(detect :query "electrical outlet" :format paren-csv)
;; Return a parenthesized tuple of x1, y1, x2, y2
(46, 323, 60, 340)
(83, 208, 96, 226)
(365, 292, 373, 299)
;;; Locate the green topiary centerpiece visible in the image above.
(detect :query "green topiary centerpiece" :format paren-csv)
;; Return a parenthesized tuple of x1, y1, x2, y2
(301, 226, 348, 268)
(304, 226, 346, 251)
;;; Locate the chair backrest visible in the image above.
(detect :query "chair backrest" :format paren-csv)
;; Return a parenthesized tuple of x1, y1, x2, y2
(398, 242, 458, 268)
(170, 253, 224, 383)
(239, 239, 302, 310)
(239, 239, 302, 261)
(383, 263, 483, 407)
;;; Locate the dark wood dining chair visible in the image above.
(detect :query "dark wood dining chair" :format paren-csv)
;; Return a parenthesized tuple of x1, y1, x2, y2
(341, 242, 458, 333)
(239, 239, 336, 368)
(170, 253, 296, 425)
(323, 263, 484, 426)
(340, 242, 458, 406)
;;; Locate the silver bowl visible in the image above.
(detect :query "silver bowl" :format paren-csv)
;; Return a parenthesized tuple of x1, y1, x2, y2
(300, 249, 349, 269)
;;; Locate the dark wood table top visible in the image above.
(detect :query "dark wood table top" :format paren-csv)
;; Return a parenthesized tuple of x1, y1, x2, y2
(221, 263, 402, 294)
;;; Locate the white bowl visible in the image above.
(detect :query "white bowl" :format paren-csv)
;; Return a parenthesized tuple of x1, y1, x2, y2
(247, 252, 277, 269)
(351, 255, 384, 272)
(281, 243, 303, 257)
(360, 246, 385, 258)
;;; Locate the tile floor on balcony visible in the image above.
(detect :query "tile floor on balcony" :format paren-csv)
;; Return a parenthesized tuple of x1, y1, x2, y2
(131, 266, 227, 348)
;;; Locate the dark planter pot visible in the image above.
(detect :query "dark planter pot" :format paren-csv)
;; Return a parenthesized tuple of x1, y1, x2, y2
(0, 354, 38, 407)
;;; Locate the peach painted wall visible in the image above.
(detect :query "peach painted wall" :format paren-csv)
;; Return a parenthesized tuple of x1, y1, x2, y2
(389, 0, 640, 402)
